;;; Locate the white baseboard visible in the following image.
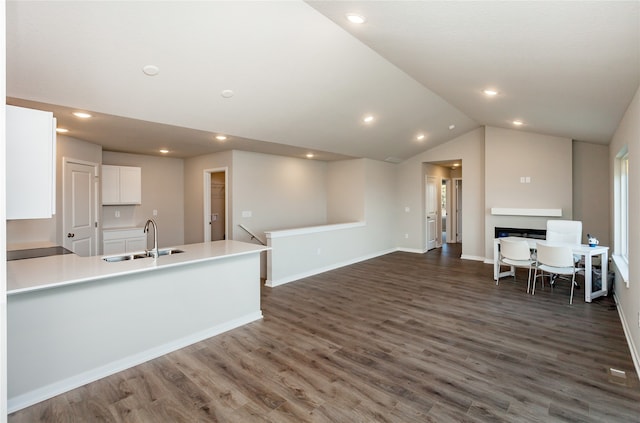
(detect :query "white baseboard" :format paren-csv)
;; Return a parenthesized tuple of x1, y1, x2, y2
(8, 312, 263, 414)
(265, 248, 396, 287)
(613, 293, 640, 379)
(462, 255, 487, 262)
(395, 247, 427, 254)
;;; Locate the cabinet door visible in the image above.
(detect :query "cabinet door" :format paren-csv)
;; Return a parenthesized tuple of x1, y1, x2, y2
(119, 167, 142, 204)
(6, 105, 56, 219)
(103, 239, 126, 255)
(126, 237, 147, 253)
(101, 165, 120, 205)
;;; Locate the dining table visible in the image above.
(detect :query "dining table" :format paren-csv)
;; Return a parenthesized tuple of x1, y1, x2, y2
(493, 237, 609, 302)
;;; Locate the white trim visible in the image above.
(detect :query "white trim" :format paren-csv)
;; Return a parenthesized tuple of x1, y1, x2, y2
(613, 293, 640, 379)
(461, 255, 487, 262)
(7, 311, 263, 413)
(266, 221, 364, 239)
(612, 254, 630, 288)
(490, 207, 562, 217)
(396, 247, 427, 254)
(265, 248, 394, 287)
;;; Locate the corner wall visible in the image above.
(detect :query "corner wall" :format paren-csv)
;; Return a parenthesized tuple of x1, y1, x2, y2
(102, 151, 184, 249)
(609, 85, 640, 374)
(395, 127, 485, 259)
(484, 127, 572, 259)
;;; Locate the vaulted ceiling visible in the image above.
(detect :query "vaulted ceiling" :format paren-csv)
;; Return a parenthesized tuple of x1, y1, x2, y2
(6, 1, 639, 161)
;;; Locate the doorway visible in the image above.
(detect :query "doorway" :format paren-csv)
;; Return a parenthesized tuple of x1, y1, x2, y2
(203, 168, 228, 242)
(63, 158, 99, 256)
(425, 176, 439, 251)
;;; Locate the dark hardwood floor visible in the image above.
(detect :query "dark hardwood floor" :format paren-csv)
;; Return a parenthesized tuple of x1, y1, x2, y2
(9, 244, 640, 422)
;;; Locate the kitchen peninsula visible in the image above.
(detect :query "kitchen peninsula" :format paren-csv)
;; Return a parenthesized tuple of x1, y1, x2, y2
(6, 240, 268, 413)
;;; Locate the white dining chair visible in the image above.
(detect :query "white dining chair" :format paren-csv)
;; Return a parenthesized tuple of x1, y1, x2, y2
(546, 219, 583, 285)
(533, 242, 579, 304)
(497, 238, 534, 292)
(546, 220, 582, 244)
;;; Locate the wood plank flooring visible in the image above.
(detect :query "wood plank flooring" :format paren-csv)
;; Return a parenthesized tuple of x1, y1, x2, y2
(9, 244, 640, 422)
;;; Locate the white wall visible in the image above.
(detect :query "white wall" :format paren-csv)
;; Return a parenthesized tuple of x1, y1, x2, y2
(327, 159, 365, 222)
(396, 127, 485, 259)
(231, 150, 328, 241)
(573, 141, 609, 246)
(609, 85, 640, 373)
(183, 150, 233, 245)
(266, 158, 396, 286)
(485, 126, 572, 259)
(102, 151, 184, 249)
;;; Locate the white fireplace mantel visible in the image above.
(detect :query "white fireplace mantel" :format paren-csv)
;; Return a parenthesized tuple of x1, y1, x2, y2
(490, 208, 562, 217)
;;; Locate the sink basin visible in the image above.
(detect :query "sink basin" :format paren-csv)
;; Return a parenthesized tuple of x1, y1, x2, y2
(102, 249, 184, 262)
(102, 252, 148, 262)
(157, 248, 184, 256)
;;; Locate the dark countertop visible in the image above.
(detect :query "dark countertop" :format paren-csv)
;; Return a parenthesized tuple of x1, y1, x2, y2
(7, 246, 73, 261)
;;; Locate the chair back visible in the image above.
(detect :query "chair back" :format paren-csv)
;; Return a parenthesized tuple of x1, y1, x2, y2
(546, 220, 582, 244)
(500, 238, 531, 261)
(536, 243, 574, 268)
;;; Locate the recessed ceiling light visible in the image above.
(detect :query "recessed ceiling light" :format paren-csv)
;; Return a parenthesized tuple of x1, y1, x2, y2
(56, 128, 69, 133)
(306, 153, 315, 159)
(416, 134, 425, 141)
(483, 89, 499, 96)
(159, 149, 169, 154)
(513, 120, 524, 126)
(346, 13, 366, 24)
(363, 115, 374, 123)
(142, 65, 160, 76)
(73, 112, 92, 119)
(449, 124, 456, 130)
(215, 135, 227, 141)
(221, 89, 235, 98)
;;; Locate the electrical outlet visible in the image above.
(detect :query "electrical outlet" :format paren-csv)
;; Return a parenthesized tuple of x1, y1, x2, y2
(153, 209, 158, 216)
(115, 210, 120, 218)
(405, 233, 409, 239)
(317, 248, 321, 255)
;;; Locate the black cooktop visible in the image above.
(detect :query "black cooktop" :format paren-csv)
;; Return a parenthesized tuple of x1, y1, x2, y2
(7, 246, 73, 261)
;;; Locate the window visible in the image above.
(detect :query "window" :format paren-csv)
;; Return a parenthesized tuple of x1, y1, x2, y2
(618, 151, 629, 262)
(614, 147, 629, 285)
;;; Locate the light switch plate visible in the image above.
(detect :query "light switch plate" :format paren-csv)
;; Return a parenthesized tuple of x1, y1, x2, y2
(242, 210, 252, 218)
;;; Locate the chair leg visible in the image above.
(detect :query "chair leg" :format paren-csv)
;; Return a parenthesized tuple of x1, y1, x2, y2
(526, 266, 532, 293)
(496, 263, 500, 285)
(570, 273, 575, 305)
(532, 268, 538, 295)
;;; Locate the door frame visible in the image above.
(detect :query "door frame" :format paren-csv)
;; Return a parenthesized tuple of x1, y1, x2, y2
(425, 175, 441, 251)
(62, 157, 100, 254)
(203, 167, 228, 242)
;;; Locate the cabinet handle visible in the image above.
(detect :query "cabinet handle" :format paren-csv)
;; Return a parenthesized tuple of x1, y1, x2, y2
(67, 233, 75, 238)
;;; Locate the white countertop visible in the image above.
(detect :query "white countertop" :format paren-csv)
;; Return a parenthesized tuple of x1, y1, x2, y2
(7, 240, 269, 295)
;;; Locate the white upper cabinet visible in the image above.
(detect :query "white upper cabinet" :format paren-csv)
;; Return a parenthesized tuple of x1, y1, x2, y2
(102, 165, 141, 205)
(6, 105, 56, 219)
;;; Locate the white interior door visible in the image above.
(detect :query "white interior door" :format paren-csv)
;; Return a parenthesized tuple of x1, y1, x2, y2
(426, 176, 438, 251)
(64, 161, 97, 256)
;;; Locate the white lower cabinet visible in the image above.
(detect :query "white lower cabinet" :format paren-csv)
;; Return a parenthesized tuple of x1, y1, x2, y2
(103, 228, 146, 255)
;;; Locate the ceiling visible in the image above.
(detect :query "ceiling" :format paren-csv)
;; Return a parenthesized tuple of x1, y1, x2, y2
(6, 1, 639, 161)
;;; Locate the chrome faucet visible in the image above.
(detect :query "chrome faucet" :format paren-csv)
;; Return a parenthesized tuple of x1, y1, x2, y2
(144, 219, 159, 259)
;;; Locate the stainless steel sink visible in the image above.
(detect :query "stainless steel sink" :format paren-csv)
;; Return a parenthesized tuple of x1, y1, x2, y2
(157, 248, 184, 256)
(103, 249, 183, 262)
(102, 253, 147, 262)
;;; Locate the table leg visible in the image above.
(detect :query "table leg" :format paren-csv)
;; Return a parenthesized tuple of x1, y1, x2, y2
(493, 241, 499, 281)
(584, 253, 592, 303)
